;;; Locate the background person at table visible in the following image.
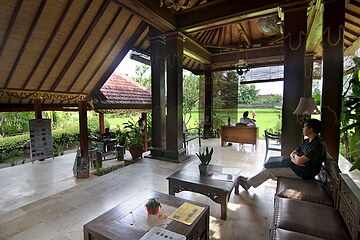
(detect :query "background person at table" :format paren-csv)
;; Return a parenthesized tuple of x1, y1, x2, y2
(240, 111, 255, 125)
(103, 127, 114, 139)
(238, 118, 327, 191)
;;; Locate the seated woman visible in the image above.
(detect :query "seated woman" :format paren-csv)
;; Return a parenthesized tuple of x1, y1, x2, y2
(239, 111, 255, 126)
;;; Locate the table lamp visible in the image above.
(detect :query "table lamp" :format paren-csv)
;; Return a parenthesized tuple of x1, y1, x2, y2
(293, 97, 321, 124)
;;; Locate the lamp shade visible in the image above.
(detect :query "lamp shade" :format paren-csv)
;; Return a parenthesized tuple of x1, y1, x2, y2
(293, 97, 321, 115)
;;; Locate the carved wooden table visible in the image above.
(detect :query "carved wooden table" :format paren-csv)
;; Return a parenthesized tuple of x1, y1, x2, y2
(167, 164, 241, 220)
(84, 189, 209, 240)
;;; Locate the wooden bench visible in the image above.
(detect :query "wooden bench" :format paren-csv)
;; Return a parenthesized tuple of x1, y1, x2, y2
(270, 159, 360, 239)
(93, 141, 124, 168)
(183, 126, 201, 149)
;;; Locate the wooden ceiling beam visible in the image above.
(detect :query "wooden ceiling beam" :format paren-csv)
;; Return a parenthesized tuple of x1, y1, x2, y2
(22, 0, 74, 90)
(346, 8, 360, 19)
(4, 0, 47, 89)
(178, 0, 280, 32)
(306, 0, 323, 52)
(212, 45, 284, 65)
(0, 0, 24, 58)
(91, 20, 148, 96)
(51, 0, 110, 92)
(69, 6, 123, 93)
(346, 18, 360, 29)
(238, 23, 252, 46)
(113, 0, 176, 32)
(36, 0, 93, 90)
(345, 27, 360, 38)
(182, 34, 211, 64)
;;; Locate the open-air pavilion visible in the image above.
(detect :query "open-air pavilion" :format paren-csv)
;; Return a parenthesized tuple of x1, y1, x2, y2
(0, 0, 360, 239)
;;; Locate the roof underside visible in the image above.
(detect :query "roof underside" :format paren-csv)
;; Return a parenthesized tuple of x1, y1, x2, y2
(0, 0, 359, 110)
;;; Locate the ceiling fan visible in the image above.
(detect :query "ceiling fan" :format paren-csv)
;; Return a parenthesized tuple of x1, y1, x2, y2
(257, 16, 283, 35)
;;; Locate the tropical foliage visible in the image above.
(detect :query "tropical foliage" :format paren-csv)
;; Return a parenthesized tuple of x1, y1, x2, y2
(341, 56, 360, 170)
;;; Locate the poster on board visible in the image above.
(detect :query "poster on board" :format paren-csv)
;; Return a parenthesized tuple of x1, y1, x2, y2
(29, 119, 53, 162)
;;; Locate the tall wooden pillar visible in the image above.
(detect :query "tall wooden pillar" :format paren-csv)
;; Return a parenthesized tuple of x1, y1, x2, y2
(321, 0, 344, 160)
(99, 112, 104, 136)
(34, 99, 42, 119)
(79, 101, 89, 158)
(204, 66, 213, 138)
(165, 31, 187, 161)
(142, 112, 148, 151)
(304, 53, 315, 98)
(281, 3, 308, 155)
(149, 26, 166, 158)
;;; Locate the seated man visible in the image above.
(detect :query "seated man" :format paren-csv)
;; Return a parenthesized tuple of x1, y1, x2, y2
(103, 127, 114, 139)
(238, 118, 327, 191)
(239, 111, 255, 126)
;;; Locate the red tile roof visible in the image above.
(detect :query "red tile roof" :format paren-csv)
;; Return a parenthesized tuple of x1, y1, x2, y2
(93, 72, 151, 112)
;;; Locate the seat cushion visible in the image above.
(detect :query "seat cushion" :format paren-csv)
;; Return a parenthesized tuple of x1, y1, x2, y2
(273, 197, 348, 240)
(276, 177, 334, 207)
(271, 228, 327, 240)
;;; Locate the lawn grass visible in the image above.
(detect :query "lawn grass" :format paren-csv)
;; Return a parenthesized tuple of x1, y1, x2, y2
(105, 107, 282, 140)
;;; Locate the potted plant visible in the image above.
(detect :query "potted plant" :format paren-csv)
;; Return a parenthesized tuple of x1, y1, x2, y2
(196, 146, 213, 175)
(145, 197, 161, 215)
(123, 118, 144, 160)
(211, 113, 224, 138)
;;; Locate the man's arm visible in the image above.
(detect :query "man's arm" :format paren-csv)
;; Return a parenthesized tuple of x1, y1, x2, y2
(290, 152, 310, 165)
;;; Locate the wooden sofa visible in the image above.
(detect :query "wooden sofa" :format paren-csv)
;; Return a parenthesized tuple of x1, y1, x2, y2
(270, 159, 360, 239)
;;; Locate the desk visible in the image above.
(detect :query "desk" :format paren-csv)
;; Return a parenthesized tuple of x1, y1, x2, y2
(84, 189, 209, 240)
(167, 164, 240, 220)
(220, 125, 259, 149)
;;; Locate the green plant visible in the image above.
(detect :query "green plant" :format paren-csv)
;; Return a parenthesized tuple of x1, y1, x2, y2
(145, 197, 161, 210)
(123, 118, 144, 148)
(211, 113, 224, 137)
(196, 146, 213, 166)
(341, 56, 360, 170)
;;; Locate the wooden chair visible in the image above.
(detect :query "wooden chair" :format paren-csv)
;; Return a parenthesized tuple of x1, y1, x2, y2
(264, 130, 281, 162)
(183, 122, 201, 150)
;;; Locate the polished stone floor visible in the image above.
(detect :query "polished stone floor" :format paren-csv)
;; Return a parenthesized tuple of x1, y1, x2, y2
(0, 139, 294, 240)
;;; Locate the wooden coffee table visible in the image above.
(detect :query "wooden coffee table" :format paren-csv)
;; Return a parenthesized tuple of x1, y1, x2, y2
(84, 189, 210, 240)
(167, 164, 241, 220)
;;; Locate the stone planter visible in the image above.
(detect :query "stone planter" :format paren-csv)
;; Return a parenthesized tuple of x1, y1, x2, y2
(129, 144, 143, 160)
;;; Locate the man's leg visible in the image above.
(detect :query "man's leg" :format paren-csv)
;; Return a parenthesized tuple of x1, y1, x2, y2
(247, 167, 300, 188)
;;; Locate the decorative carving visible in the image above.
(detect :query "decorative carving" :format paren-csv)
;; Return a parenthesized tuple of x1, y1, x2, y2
(160, 0, 206, 11)
(172, 183, 221, 203)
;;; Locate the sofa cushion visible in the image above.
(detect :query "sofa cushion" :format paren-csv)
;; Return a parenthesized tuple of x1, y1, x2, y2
(276, 177, 334, 207)
(271, 228, 326, 240)
(274, 197, 348, 240)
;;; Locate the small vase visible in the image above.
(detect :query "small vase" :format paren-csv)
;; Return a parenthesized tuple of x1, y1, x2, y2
(146, 205, 160, 215)
(199, 164, 208, 175)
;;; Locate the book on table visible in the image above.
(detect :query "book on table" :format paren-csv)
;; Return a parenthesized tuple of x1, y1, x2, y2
(139, 226, 186, 240)
(168, 202, 205, 225)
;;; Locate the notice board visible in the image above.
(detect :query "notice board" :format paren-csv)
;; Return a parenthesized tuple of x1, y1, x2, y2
(29, 119, 53, 162)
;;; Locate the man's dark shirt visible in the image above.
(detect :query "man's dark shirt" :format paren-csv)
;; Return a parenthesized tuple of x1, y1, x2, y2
(290, 135, 327, 179)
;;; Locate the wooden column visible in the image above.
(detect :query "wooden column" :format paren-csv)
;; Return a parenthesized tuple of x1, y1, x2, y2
(204, 66, 213, 138)
(281, 3, 308, 155)
(142, 112, 148, 151)
(165, 31, 187, 161)
(304, 53, 314, 98)
(99, 112, 104, 136)
(34, 99, 42, 119)
(149, 26, 166, 158)
(321, 0, 344, 161)
(79, 101, 89, 158)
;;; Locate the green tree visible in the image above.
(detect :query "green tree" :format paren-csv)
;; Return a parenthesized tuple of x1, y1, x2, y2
(134, 65, 151, 89)
(0, 112, 34, 136)
(263, 94, 282, 104)
(183, 73, 200, 124)
(238, 84, 260, 103)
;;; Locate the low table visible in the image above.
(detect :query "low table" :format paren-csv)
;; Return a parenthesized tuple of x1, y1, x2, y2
(167, 164, 241, 220)
(84, 189, 210, 240)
